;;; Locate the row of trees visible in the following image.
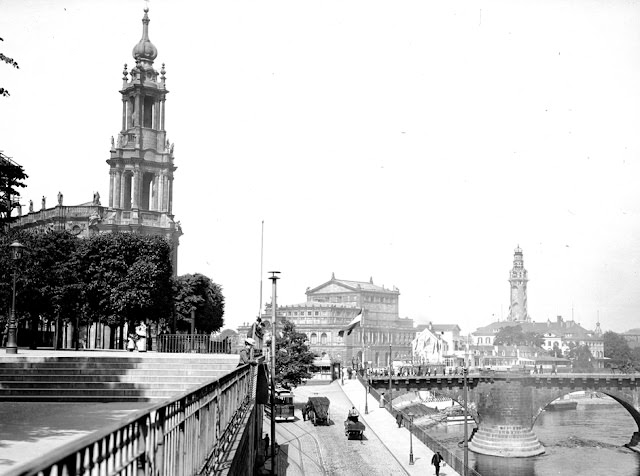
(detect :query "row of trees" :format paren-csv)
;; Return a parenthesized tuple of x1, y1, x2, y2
(0, 230, 224, 349)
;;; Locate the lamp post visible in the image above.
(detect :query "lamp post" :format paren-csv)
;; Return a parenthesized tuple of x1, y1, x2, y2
(408, 413, 414, 465)
(268, 271, 280, 476)
(463, 365, 469, 476)
(6, 242, 25, 354)
(364, 367, 369, 414)
(388, 343, 392, 409)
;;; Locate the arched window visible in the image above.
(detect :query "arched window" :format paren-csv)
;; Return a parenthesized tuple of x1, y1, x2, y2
(310, 333, 317, 344)
(321, 333, 327, 344)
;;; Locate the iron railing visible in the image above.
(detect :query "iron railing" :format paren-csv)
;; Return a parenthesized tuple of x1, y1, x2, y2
(360, 374, 482, 476)
(5, 364, 255, 476)
(157, 334, 232, 354)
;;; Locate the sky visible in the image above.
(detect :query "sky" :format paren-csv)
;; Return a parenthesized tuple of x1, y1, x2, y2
(1, 0, 640, 335)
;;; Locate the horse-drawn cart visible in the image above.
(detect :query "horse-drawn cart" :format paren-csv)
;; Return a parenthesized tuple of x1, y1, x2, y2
(305, 396, 331, 426)
(344, 418, 365, 439)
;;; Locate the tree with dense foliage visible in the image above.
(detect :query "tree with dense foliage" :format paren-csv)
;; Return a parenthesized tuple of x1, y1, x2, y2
(77, 233, 174, 347)
(566, 342, 594, 372)
(19, 231, 82, 348)
(274, 320, 315, 389)
(548, 342, 563, 358)
(494, 324, 543, 347)
(603, 330, 633, 366)
(0, 230, 82, 348)
(172, 273, 225, 333)
(0, 153, 28, 233)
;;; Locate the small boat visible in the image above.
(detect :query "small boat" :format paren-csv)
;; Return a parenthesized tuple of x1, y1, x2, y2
(547, 401, 577, 411)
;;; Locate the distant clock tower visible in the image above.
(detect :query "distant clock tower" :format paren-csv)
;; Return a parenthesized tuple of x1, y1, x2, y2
(508, 246, 530, 322)
(102, 7, 182, 273)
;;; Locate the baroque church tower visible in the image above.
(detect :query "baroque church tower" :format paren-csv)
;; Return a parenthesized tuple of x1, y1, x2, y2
(508, 246, 530, 322)
(102, 7, 182, 273)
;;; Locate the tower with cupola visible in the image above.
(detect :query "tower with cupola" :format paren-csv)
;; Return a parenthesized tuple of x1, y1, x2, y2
(102, 7, 182, 273)
(508, 246, 530, 322)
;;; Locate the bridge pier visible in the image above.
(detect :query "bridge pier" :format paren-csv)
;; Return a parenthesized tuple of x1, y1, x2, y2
(469, 424, 544, 457)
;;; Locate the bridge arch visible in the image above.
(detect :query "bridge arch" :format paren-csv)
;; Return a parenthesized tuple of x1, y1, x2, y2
(532, 391, 640, 431)
(369, 373, 640, 457)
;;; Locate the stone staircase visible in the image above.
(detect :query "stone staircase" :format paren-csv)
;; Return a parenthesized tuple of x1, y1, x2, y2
(0, 352, 240, 402)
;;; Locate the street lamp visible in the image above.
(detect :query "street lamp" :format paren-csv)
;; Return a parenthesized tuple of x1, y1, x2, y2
(364, 367, 369, 414)
(463, 365, 469, 476)
(388, 343, 392, 409)
(268, 271, 280, 476)
(6, 242, 25, 354)
(408, 413, 414, 465)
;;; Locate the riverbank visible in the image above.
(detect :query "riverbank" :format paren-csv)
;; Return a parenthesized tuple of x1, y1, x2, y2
(559, 391, 618, 407)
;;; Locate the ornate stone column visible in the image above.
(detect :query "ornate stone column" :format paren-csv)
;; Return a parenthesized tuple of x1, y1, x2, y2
(119, 171, 127, 210)
(109, 171, 116, 208)
(114, 170, 122, 209)
(132, 169, 139, 209)
(157, 172, 165, 212)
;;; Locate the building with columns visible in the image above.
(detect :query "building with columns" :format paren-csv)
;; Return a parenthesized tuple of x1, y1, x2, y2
(238, 274, 417, 369)
(8, 7, 181, 273)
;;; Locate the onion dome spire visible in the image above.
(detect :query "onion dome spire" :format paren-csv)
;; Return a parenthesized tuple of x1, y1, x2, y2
(132, 7, 158, 68)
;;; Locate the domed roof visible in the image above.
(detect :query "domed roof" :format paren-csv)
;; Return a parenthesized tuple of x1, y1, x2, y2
(132, 7, 157, 64)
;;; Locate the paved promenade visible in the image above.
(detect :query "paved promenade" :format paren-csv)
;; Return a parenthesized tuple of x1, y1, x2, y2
(340, 377, 460, 476)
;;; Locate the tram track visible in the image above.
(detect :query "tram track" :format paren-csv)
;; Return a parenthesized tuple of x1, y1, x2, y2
(276, 418, 328, 475)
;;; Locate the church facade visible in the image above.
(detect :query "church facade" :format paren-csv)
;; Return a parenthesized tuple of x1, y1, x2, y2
(8, 8, 181, 273)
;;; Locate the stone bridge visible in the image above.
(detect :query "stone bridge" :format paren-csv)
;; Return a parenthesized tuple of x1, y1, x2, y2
(369, 372, 640, 458)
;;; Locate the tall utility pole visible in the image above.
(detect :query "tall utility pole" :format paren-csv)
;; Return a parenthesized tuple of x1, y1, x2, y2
(258, 221, 264, 318)
(362, 310, 368, 414)
(463, 365, 469, 476)
(268, 271, 280, 476)
(463, 337, 470, 476)
(388, 343, 392, 407)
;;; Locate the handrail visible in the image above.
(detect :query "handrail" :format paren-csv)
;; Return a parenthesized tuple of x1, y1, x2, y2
(157, 334, 233, 354)
(4, 363, 256, 476)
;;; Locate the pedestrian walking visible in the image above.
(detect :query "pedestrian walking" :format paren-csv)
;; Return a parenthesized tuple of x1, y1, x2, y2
(431, 451, 444, 476)
(263, 434, 269, 455)
(379, 392, 385, 408)
(396, 412, 403, 428)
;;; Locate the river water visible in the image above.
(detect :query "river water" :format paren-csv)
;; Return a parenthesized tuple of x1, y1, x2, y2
(422, 400, 640, 475)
